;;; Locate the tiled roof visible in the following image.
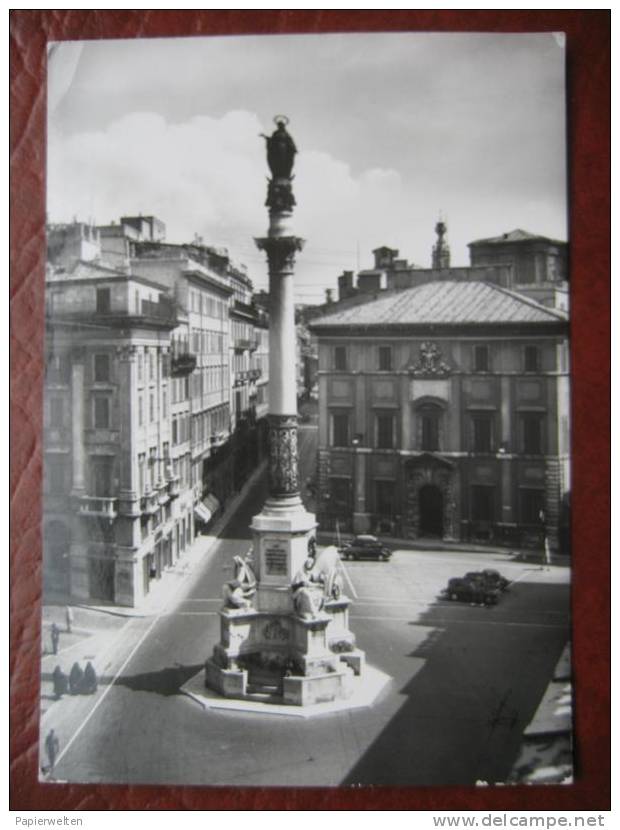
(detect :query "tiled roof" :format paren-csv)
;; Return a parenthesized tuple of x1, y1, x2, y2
(468, 229, 566, 246)
(309, 281, 567, 328)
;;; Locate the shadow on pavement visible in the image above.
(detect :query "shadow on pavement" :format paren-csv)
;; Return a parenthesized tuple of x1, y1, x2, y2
(116, 663, 204, 697)
(341, 582, 571, 787)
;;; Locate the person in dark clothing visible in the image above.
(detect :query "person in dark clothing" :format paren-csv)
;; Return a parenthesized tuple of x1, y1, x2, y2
(52, 665, 67, 699)
(82, 661, 98, 694)
(50, 622, 60, 655)
(44, 729, 60, 777)
(69, 662, 83, 695)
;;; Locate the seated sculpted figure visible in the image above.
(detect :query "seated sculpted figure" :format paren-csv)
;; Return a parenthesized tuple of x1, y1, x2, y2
(233, 554, 257, 598)
(313, 545, 344, 601)
(291, 557, 324, 619)
(222, 579, 252, 610)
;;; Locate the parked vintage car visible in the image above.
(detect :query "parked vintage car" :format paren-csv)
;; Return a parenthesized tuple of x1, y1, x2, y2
(442, 576, 500, 606)
(464, 569, 510, 592)
(338, 535, 392, 561)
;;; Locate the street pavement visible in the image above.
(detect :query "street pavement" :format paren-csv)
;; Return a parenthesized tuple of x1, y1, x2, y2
(40, 421, 572, 787)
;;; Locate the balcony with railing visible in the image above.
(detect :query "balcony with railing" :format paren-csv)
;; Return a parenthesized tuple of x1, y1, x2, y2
(78, 495, 118, 519)
(210, 431, 228, 448)
(170, 352, 197, 377)
(234, 338, 252, 352)
(156, 480, 170, 505)
(167, 475, 181, 499)
(140, 490, 159, 515)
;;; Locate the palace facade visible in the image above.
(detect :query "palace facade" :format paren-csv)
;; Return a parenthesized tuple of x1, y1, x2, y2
(310, 278, 570, 552)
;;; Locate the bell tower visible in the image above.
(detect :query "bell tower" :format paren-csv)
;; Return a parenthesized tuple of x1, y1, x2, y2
(432, 217, 451, 269)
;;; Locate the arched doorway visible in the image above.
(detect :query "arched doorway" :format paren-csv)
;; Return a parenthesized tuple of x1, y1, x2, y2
(419, 485, 443, 537)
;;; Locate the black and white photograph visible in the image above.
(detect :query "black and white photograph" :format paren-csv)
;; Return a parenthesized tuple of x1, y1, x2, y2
(39, 31, 571, 788)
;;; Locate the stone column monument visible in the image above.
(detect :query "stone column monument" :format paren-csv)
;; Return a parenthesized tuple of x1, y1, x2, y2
(204, 118, 365, 707)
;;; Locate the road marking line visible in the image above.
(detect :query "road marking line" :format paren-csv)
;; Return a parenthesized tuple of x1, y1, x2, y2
(339, 562, 358, 599)
(162, 611, 218, 617)
(53, 614, 161, 768)
(181, 598, 221, 603)
(350, 614, 567, 628)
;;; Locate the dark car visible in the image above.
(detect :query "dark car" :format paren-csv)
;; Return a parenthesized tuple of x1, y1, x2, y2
(464, 569, 510, 592)
(339, 535, 392, 561)
(443, 576, 500, 606)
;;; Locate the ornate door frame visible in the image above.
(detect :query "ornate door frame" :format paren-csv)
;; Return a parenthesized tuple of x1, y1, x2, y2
(404, 454, 458, 541)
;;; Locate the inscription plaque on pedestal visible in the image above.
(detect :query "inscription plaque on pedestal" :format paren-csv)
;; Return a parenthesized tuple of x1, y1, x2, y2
(264, 540, 288, 577)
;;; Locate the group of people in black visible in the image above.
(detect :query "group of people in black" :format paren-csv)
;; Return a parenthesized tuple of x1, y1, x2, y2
(52, 660, 98, 699)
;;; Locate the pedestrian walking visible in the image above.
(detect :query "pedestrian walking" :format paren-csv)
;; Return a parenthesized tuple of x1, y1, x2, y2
(65, 606, 74, 634)
(82, 661, 98, 694)
(69, 661, 83, 695)
(50, 622, 60, 655)
(52, 665, 67, 699)
(44, 729, 60, 777)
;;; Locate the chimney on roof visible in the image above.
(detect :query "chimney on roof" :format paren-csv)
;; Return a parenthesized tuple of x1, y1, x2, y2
(325, 288, 334, 304)
(338, 270, 355, 301)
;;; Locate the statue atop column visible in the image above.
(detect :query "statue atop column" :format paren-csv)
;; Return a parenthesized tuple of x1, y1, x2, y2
(261, 116, 297, 212)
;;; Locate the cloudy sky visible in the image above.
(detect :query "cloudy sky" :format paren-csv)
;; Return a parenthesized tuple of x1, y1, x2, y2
(48, 32, 567, 302)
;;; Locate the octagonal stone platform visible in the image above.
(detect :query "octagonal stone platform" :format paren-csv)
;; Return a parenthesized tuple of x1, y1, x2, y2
(181, 663, 391, 719)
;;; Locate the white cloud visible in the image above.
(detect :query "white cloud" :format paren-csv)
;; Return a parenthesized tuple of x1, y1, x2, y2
(47, 109, 416, 299)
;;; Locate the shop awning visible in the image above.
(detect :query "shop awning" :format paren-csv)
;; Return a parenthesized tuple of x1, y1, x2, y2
(203, 494, 220, 514)
(194, 494, 221, 525)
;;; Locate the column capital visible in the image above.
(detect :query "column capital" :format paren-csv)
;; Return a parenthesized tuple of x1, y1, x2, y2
(116, 344, 138, 362)
(255, 235, 305, 275)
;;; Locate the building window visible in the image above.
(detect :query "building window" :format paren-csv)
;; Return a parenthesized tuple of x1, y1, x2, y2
(375, 480, 395, 516)
(473, 345, 489, 372)
(138, 395, 144, 427)
(149, 351, 155, 381)
(331, 412, 350, 447)
(94, 354, 110, 383)
(418, 404, 442, 451)
(162, 388, 167, 418)
(137, 352, 143, 383)
(47, 353, 69, 384)
(378, 346, 392, 371)
(149, 447, 157, 489)
(46, 455, 66, 492)
(96, 288, 111, 313)
(172, 417, 178, 445)
(520, 488, 545, 525)
(328, 477, 352, 516)
(90, 455, 114, 497)
(521, 413, 544, 454)
(334, 346, 347, 371)
(138, 453, 145, 494)
(376, 412, 395, 449)
(471, 412, 494, 453)
(471, 485, 495, 523)
(149, 393, 155, 423)
(94, 396, 110, 429)
(49, 397, 64, 428)
(524, 345, 541, 373)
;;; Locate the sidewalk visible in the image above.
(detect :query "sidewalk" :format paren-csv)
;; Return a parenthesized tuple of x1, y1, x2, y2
(316, 529, 571, 566)
(39, 460, 268, 770)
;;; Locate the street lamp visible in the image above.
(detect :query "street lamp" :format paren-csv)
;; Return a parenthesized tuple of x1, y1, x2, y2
(351, 433, 364, 534)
